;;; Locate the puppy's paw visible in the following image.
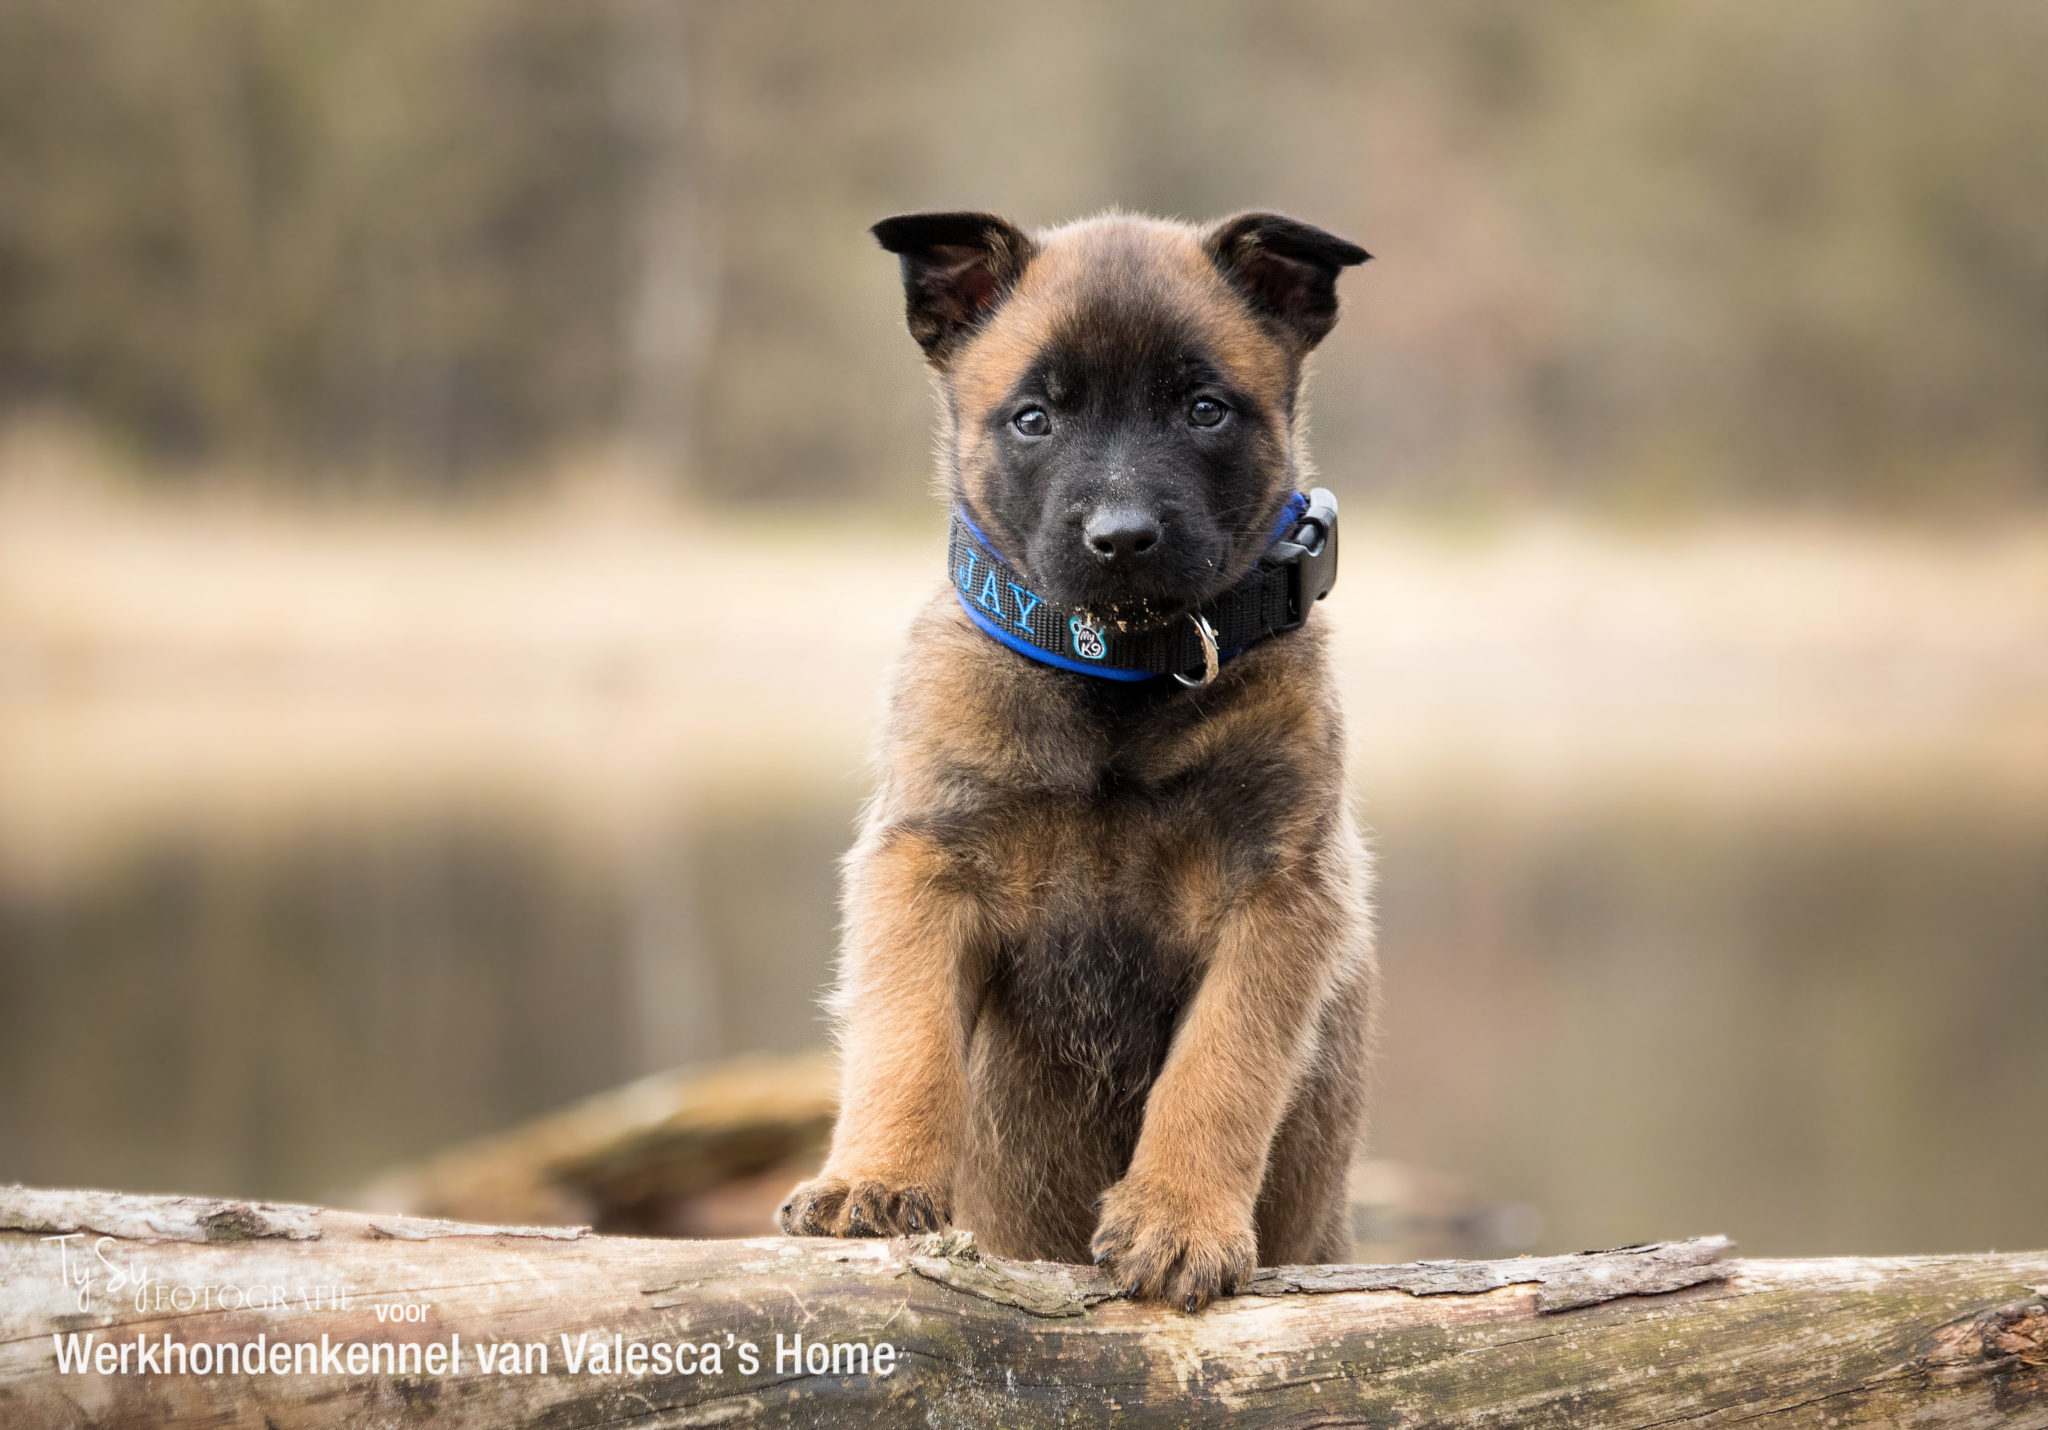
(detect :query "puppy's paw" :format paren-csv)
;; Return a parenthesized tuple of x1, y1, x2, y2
(1090, 1175, 1255, 1313)
(776, 1175, 849, 1235)
(776, 1174, 951, 1238)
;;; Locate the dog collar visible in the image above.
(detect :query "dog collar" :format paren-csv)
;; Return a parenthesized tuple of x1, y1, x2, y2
(948, 488, 1339, 686)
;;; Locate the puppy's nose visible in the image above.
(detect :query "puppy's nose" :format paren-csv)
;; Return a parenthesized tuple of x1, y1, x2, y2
(1083, 508, 1162, 564)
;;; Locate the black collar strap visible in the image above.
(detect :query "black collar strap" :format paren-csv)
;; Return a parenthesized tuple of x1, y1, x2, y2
(948, 488, 1339, 686)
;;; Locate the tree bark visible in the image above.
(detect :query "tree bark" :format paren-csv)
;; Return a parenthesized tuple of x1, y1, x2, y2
(3, 1186, 2045, 1428)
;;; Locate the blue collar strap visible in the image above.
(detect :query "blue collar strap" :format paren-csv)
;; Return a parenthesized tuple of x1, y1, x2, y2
(949, 488, 1339, 684)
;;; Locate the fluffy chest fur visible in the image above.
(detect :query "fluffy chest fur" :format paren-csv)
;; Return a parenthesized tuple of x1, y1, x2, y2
(867, 589, 1344, 1087)
(882, 590, 1334, 863)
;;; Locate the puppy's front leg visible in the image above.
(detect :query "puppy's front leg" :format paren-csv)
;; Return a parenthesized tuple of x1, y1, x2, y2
(778, 830, 982, 1238)
(1092, 872, 1350, 1309)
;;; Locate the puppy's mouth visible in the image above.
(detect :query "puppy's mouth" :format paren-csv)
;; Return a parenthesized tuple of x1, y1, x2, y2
(1042, 565, 1220, 630)
(1066, 592, 1186, 632)
(1029, 529, 1231, 627)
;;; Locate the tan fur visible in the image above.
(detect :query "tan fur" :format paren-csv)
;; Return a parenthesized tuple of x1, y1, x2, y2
(780, 213, 1376, 1311)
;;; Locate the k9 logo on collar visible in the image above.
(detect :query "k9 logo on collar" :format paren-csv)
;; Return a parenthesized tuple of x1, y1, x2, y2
(1069, 616, 1108, 661)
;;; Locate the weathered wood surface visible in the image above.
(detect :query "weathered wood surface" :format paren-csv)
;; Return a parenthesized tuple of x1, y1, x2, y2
(3, 1187, 2045, 1428)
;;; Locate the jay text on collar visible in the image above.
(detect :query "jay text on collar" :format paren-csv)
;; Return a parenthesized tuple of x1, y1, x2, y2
(947, 488, 1339, 688)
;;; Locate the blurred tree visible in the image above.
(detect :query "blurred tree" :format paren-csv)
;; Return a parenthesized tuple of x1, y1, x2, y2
(0, 0, 2041, 510)
(611, 0, 712, 487)
(0, 0, 635, 492)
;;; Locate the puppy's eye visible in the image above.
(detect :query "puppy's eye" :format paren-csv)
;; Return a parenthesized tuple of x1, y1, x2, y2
(1188, 398, 1228, 428)
(1013, 407, 1052, 438)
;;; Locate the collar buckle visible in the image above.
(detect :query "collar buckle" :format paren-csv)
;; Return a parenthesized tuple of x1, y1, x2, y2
(1268, 486, 1340, 630)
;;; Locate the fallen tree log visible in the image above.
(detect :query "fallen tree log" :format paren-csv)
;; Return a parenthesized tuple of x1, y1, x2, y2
(352, 1051, 841, 1236)
(2, 1186, 2044, 1428)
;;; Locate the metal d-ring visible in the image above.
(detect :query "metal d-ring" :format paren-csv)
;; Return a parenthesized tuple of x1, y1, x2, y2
(1174, 614, 1220, 688)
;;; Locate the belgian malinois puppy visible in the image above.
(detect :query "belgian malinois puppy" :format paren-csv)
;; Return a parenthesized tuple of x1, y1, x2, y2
(779, 210, 1376, 1310)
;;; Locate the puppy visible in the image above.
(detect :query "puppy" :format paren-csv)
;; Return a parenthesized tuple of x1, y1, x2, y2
(779, 211, 1375, 1311)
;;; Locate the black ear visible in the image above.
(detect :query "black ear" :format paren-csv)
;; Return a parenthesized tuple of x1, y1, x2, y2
(1203, 212, 1371, 351)
(871, 212, 1036, 364)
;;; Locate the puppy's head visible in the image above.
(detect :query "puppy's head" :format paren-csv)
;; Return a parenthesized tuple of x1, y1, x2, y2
(874, 210, 1368, 622)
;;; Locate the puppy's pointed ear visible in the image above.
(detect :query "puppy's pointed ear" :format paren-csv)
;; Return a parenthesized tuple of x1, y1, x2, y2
(871, 212, 1036, 365)
(1203, 212, 1370, 352)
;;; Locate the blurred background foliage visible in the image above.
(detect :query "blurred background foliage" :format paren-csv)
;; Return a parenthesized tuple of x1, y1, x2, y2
(2, 0, 2044, 510)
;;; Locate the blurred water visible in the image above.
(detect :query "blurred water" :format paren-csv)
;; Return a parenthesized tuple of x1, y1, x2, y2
(3, 782, 2041, 1258)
